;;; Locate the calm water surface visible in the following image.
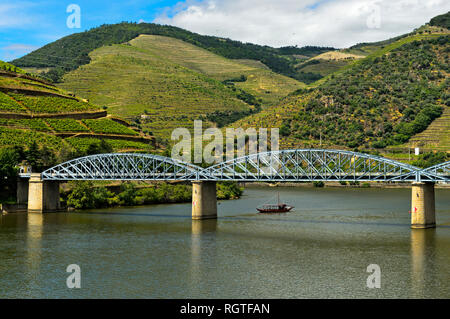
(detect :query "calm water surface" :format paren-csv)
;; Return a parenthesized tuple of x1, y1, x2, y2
(1, 186, 449, 298)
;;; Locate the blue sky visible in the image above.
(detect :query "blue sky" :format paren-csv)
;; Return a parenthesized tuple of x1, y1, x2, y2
(1, 0, 449, 61)
(0, 0, 180, 61)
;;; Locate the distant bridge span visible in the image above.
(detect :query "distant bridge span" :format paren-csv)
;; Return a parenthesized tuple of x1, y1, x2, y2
(20, 149, 449, 229)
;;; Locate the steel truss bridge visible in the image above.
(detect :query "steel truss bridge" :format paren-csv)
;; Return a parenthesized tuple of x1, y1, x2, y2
(41, 150, 449, 183)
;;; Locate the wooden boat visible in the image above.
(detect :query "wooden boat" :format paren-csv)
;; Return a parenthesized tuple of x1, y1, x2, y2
(256, 193, 294, 213)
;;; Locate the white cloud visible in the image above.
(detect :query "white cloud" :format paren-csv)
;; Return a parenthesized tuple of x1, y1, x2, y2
(1, 43, 39, 61)
(2, 44, 38, 51)
(0, 2, 41, 28)
(154, 0, 450, 48)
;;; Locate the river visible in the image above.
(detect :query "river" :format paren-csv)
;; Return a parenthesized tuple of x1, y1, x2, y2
(1, 186, 449, 298)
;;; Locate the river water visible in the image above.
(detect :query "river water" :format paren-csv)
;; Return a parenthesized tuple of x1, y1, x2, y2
(0, 186, 449, 299)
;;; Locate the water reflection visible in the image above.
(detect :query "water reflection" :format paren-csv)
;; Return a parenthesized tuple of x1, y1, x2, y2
(410, 229, 436, 298)
(26, 214, 44, 283)
(0, 187, 448, 298)
(189, 220, 217, 296)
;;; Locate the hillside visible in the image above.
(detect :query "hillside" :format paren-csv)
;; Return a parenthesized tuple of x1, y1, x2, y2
(294, 51, 365, 80)
(232, 31, 449, 151)
(11, 22, 333, 83)
(8, 13, 450, 157)
(57, 35, 304, 141)
(128, 35, 304, 107)
(0, 63, 155, 160)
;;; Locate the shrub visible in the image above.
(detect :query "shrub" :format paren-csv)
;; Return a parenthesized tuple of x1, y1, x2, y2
(313, 181, 325, 187)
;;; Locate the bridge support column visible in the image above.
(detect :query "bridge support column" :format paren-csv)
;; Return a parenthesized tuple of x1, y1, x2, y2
(411, 182, 435, 229)
(28, 173, 60, 213)
(192, 181, 217, 220)
(17, 178, 29, 204)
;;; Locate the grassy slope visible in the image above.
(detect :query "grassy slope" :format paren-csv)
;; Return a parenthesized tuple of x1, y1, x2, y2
(58, 35, 303, 140)
(313, 32, 448, 88)
(129, 35, 304, 107)
(230, 31, 450, 151)
(399, 106, 450, 151)
(11, 22, 333, 84)
(0, 63, 151, 153)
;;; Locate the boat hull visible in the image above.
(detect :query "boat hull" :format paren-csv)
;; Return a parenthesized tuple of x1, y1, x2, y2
(257, 206, 294, 213)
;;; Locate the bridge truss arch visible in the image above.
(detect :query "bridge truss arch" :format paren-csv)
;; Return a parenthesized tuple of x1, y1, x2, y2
(199, 149, 424, 182)
(40, 150, 448, 183)
(41, 153, 206, 181)
(421, 161, 450, 182)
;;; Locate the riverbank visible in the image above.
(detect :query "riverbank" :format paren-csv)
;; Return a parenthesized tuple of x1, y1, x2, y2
(60, 181, 243, 210)
(244, 181, 450, 189)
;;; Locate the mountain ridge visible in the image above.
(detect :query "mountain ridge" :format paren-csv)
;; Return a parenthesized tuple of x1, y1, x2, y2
(11, 22, 334, 83)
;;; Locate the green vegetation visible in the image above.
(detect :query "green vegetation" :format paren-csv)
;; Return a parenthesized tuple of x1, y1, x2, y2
(0, 118, 50, 131)
(65, 137, 152, 153)
(0, 148, 20, 202)
(295, 54, 358, 81)
(82, 118, 139, 135)
(217, 182, 244, 199)
(313, 181, 325, 187)
(411, 151, 449, 168)
(129, 35, 304, 107)
(0, 61, 150, 154)
(430, 11, 450, 29)
(46, 119, 89, 132)
(0, 60, 26, 74)
(403, 106, 450, 151)
(235, 35, 449, 150)
(12, 22, 334, 83)
(0, 126, 62, 150)
(8, 93, 98, 113)
(58, 41, 253, 140)
(63, 181, 243, 210)
(0, 91, 26, 112)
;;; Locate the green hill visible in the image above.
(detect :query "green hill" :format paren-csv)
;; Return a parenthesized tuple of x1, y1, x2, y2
(8, 12, 450, 156)
(128, 35, 303, 107)
(430, 11, 450, 28)
(11, 22, 333, 83)
(232, 31, 449, 151)
(0, 63, 155, 159)
(56, 34, 304, 141)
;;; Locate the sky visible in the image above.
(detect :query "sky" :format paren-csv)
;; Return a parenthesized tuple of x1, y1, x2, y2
(0, 0, 449, 61)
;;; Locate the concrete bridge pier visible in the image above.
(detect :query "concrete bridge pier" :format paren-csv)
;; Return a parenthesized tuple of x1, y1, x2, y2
(192, 181, 217, 220)
(411, 182, 436, 229)
(17, 178, 29, 205)
(28, 173, 61, 213)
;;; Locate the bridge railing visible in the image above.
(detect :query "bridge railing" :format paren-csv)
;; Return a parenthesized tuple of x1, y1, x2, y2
(38, 150, 449, 183)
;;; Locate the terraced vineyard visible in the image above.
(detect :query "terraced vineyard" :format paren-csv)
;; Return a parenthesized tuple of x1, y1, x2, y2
(0, 63, 154, 155)
(58, 42, 254, 140)
(404, 106, 450, 151)
(0, 118, 51, 131)
(130, 35, 304, 108)
(46, 119, 89, 132)
(82, 118, 139, 135)
(8, 93, 98, 113)
(66, 137, 152, 152)
(57, 35, 304, 141)
(231, 33, 450, 151)
(0, 92, 26, 112)
(0, 126, 62, 149)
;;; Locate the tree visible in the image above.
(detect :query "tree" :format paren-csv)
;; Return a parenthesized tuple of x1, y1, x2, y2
(26, 141, 41, 171)
(0, 148, 20, 201)
(86, 139, 113, 155)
